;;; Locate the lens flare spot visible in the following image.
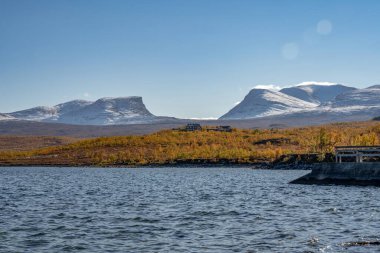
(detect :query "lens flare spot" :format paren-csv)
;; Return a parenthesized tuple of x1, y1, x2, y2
(317, 20, 332, 35)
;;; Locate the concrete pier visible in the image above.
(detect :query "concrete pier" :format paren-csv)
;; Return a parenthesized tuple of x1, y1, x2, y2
(290, 163, 380, 186)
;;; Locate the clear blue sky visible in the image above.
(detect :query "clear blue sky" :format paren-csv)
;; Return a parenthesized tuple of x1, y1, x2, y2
(1, 0, 380, 118)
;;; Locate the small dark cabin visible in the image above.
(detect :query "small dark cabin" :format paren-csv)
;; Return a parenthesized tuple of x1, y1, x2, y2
(185, 123, 202, 131)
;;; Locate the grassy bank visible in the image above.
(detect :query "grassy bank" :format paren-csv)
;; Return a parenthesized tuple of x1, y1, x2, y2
(0, 121, 379, 167)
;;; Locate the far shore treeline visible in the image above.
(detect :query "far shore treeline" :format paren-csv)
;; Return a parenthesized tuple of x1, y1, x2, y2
(0, 121, 379, 167)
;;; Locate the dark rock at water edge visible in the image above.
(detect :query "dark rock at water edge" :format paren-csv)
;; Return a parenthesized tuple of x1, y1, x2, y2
(290, 163, 380, 186)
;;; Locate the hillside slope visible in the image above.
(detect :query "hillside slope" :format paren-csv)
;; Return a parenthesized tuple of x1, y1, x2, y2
(220, 89, 317, 119)
(280, 83, 355, 104)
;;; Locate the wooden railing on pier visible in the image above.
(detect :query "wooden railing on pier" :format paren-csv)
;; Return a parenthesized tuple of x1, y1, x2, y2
(335, 146, 380, 163)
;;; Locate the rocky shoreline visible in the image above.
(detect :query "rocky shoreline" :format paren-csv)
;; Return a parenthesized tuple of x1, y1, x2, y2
(0, 150, 334, 169)
(0, 160, 322, 170)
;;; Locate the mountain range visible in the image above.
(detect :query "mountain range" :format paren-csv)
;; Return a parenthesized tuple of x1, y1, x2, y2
(1, 82, 380, 126)
(2, 97, 174, 125)
(220, 83, 380, 120)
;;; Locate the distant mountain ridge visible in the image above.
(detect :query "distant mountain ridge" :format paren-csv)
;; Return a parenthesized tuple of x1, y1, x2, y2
(280, 84, 356, 105)
(0, 113, 14, 121)
(220, 89, 317, 120)
(1, 82, 380, 127)
(220, 83, 380, 121)
(3, 96, 170, 125)
(329, 86, 380, 107)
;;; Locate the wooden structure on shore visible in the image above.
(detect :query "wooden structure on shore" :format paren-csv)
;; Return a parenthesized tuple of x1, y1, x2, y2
(291, 146, 380, 186)
(335, 146, 380, 163)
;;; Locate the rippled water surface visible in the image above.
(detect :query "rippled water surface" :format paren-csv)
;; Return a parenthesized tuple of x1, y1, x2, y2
(1, 167, 380, 252)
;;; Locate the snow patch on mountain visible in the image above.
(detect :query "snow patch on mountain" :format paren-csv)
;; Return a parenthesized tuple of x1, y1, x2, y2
(0, 113, 15, 121)
(9, 106, 58, 121)
(280, 83, 356, 104)
(220, 89, 317, 119)
(252, 84, 282, 90)
(296, 81, 338, 86)
(329, 87, 380, 108)
(55, 100, 93, 115)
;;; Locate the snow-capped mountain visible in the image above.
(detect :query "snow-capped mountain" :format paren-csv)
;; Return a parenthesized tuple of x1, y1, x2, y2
(280, 83, 356, 105)
(220, 83, 380, 121)
(4, 96, 166, 125)
(220, 89, 317, 119)
(57, 97, 156, 125)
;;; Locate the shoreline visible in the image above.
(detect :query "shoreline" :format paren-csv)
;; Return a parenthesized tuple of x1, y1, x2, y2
(0, 161, 320, 170)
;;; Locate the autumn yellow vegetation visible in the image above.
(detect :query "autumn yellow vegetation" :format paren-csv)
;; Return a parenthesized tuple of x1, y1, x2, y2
(0, 136, 77, 151)
(0, 121, 379, 166)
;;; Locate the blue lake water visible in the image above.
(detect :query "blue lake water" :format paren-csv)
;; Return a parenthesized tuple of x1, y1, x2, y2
(0, 167, 380, 253)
